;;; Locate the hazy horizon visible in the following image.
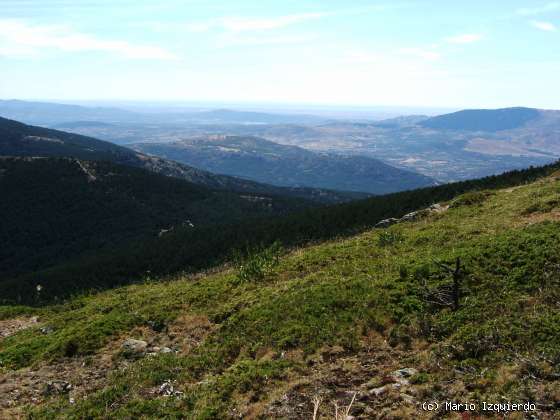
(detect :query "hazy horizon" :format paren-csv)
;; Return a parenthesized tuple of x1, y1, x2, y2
(1, 98, 463, 119)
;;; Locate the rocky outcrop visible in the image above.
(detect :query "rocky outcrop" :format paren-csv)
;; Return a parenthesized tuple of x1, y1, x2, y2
(375, 203, 448, 228)
(374, 218, 399, 228)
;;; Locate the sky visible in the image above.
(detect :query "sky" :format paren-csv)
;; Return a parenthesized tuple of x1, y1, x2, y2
(0, 0, 559, 109)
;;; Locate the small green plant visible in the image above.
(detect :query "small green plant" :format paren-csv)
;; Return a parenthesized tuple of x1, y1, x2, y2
(234, 242, 282, 283)
(378, 231, 404, 247)
(523, 197, 560, 214)
(410, 372, 430, 384)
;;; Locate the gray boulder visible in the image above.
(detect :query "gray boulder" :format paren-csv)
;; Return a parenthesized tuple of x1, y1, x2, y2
(122, 339, 148, 355)
(375, 218, 399, 228)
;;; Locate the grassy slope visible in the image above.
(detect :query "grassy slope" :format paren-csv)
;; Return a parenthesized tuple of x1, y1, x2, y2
(2, 173, 560, 418)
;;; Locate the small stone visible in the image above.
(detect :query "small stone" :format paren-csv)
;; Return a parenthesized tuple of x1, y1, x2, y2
(122, 339, 148, 355)
(157, 380, 183, 397)
(375, 218, 399, 228)
(392, 368, 418, 378)
(160, 347, 173, 354)
(390, 368, 418, 385)
(40, 326, 54, 335)
(43, 380, 71, 396)
(369, 385, 389, 397)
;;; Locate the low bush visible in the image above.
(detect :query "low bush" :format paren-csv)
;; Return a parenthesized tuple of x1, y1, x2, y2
(378, 231, 404, 247)
(233, 242, 282, 283)
(450, 191, 492, 208)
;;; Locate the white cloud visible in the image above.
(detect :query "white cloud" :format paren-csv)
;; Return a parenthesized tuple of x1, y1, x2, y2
(516, 2, 560, 16)
(0, 19, 177, 60)
(445, 34, 484, 44)
(399, 47, 441, 61)
(185, 13, 329, 33)
(531, 20, 557, 31)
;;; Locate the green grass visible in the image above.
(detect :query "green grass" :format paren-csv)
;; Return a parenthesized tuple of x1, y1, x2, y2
(2, 175, 560, 417)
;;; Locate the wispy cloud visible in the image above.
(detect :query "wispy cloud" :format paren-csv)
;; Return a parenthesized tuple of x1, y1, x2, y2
(516, 2, 560, 16)
(185, 13, 330, 33)
(0, 19, 177, 60)
(531, 20, 557, 31)
(445, 33, 484, 44)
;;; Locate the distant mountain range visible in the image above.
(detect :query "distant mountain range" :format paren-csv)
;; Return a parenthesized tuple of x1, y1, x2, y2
(0, 100, 329, 126)
(3, 101, 559, 184)
(0, 116, 365, 204)
(230, 107, 559, 182)
(419, 107, 542, 131)
(132, 135, 436, 194)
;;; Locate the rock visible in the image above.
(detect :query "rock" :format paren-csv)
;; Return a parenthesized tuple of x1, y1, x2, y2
(158, 227, 174, 237)
(369, 385, 389, 396)
(400, 211, 422, 222)
(375, 203, 448, 229)
(160, 347, 173, 354)
(390, 368, 418, 385)
(40, 326, 54, 335)
(43, 380, 71, 396)
(122, 339, 148, 355)
(375, 218, 399, 228)
(428, 203, 449, 213)
(392, 368, 418, 378)
(157, 380, 183, 397)
(147, 320, 166, 332)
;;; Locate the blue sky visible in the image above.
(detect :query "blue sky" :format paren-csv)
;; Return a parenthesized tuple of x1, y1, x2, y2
(1, 0, 559, 108)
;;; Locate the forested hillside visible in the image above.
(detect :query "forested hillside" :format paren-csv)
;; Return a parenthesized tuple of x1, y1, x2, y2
(0, 157, 313, 281)
(2, 161, 557, 304)
(132, 135, 436, 194)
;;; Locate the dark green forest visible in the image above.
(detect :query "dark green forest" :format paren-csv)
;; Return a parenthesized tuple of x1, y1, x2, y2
(2, 159, 558, 305)
(0, 157, 314, 282)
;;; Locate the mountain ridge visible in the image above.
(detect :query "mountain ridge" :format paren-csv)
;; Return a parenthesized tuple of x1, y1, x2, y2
(0, 116, 365, 204)
(132, 135, 437, 194)
(0, 100, 329, 126)
(420, 106, 542, 131)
